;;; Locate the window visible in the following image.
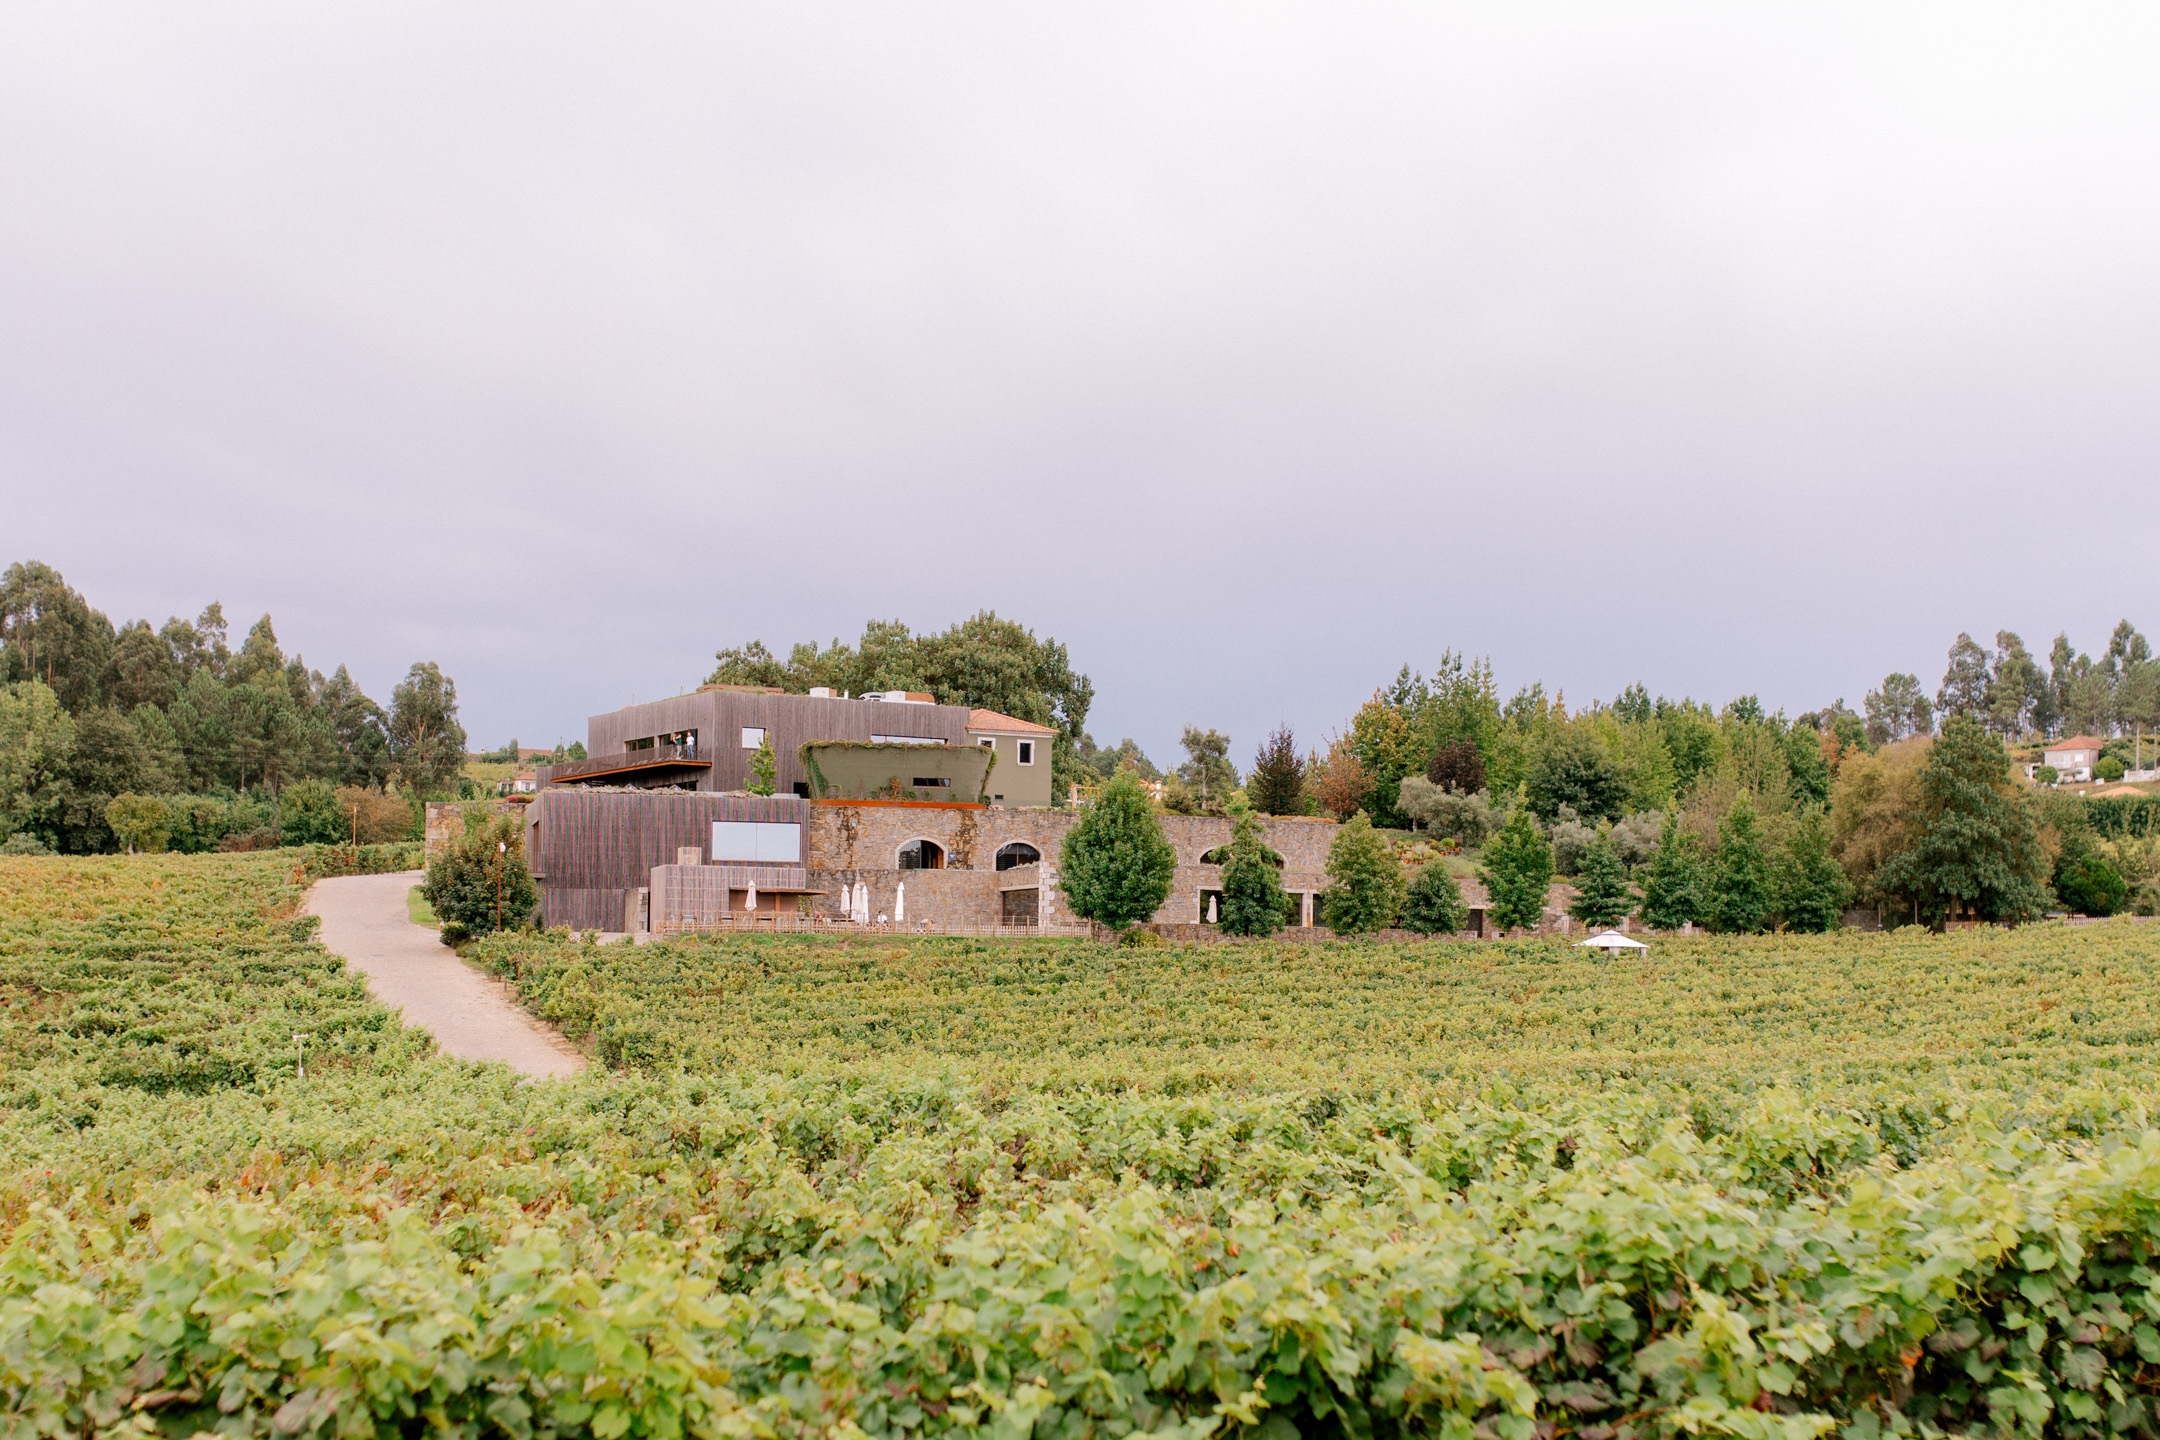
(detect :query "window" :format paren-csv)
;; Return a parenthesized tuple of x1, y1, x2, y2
(911, 777, 952, 789)
(1017, 740, 1035, 765)
(979, 738, 995, 749)
(1201, 844, 1283, 867)
(740, 727, 765, 749)
(711, 821, 801, 863)
(995, 842, 1040, 871)
(898, 839, 945, 870)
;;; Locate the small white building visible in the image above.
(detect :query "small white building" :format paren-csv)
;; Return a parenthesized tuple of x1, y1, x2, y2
(2041, 735, 2106, 783)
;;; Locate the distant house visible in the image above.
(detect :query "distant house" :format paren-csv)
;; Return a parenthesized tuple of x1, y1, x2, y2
(497, 768, 539, 796)
(2041, 735, 2106, 783)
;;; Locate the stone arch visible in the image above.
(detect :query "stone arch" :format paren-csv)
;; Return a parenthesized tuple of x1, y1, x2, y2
(897, 838, 946, 871)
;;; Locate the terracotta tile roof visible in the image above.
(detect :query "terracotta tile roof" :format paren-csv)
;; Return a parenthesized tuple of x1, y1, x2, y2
(2048, 736, 2107, 751)
(967, 708, 1057, 736)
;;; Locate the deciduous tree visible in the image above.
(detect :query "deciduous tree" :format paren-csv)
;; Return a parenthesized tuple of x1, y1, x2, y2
(1178, 726, 1236, 814)
(1346, 693, 1422, 829)
(1320, 812, 1405, 935)
(423, 813, 537, 940)
(1775, 812, 1850, 933)
(103, 793, 169, 854)
(1399, 860, 1468, 935)
(1478, 802, 1554, 933)
(0, 680, 74, 847)
(1638, 812, 1710, 931)
(1710, 796, 1773, 934)
(1057, 771, 1175, 931)
(1309, 734, 1369, 822)
(1217, 816, 1288, 937)
(388, 662, 468, 796)
(1424, 738, 1486, 795)
(1525, 724, 1625, 822)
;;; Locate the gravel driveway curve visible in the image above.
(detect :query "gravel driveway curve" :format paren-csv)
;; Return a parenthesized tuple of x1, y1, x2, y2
(307, 870, 584, 1078)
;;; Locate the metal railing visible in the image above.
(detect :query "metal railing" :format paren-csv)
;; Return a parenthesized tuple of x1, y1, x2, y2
(541, 742, 710, 784)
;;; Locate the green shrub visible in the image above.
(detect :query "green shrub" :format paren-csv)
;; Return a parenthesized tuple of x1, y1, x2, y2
(421, 815, 535, 937)
(1478, 801, 1554, 932)
(103, 793, 171, 853)
(1217, 815, 1288, 937)
(1320, 811, 1405, 935)
(1059, 772, 1176, 930)
(1398, 860, 1467, 935)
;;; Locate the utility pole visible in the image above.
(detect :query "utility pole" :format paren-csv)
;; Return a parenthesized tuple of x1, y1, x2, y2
(495, 840, 505, 933)
(351, 803, 360, 864)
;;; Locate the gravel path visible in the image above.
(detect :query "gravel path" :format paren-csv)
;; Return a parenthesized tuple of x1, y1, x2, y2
(307, 871, 584, 1078)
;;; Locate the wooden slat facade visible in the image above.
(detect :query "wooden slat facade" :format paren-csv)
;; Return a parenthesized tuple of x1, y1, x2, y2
(525, 790, 810, 930)
(551, 690, 972, 796)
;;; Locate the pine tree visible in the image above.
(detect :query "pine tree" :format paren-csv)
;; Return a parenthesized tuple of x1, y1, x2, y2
(747, 734, 778, 795)
(1399, 860, 1468, 935)
(1320, 812, 1406, 935)
(1710, 796, 1774, 934)
(1247, 726, 1306, 816)
(1568, 835, 1635, 929)
(1874, 715, 2048, 923)
(1775, 811, 1850, 932)
(1218, 815, 1289, 937)
(1478, 802, 1554, 933)
(1057, 771, 1177, 931)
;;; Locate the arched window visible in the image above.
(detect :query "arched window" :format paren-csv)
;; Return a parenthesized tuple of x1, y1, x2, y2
(1199, 844, 1283, 867)
(995, 842, 1041, 871)
(898, 839, 945, 870)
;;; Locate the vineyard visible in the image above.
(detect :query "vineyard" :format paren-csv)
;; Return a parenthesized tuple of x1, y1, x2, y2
(9, 854, 2160, 1439)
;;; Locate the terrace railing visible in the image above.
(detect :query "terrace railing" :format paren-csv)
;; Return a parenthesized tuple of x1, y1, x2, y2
(542, 742, 710, 785)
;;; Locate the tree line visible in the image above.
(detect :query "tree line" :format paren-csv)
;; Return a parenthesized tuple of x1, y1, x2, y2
(0, 560, 468, 854)
(1139, 622, 2160, 932)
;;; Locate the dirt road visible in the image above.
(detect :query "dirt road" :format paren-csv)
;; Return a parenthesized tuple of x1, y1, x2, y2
(307, 871, 584, 1078)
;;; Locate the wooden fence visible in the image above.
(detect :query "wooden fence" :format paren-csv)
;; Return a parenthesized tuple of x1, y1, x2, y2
(652, 913, 1093, 939)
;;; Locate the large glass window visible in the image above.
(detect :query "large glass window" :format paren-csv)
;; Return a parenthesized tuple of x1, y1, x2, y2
(711, 821, 801, 863)
(995, 842, 1040, 871)
(898, 839, 945, 870)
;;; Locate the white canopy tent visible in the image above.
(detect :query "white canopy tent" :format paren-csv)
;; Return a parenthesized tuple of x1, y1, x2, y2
(1577, 929, 1649, 952)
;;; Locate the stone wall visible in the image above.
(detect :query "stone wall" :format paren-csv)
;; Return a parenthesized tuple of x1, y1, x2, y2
(802, 804, 1341, 926)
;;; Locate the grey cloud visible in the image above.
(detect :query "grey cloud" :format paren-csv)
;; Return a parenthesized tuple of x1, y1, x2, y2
(4, 3, 2156, 758)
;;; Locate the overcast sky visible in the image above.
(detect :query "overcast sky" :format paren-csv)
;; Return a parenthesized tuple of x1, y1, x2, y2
(5, 5, 2156, 761)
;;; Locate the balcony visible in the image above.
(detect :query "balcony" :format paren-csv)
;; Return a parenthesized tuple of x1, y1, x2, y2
(540, 741, 711, 787)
